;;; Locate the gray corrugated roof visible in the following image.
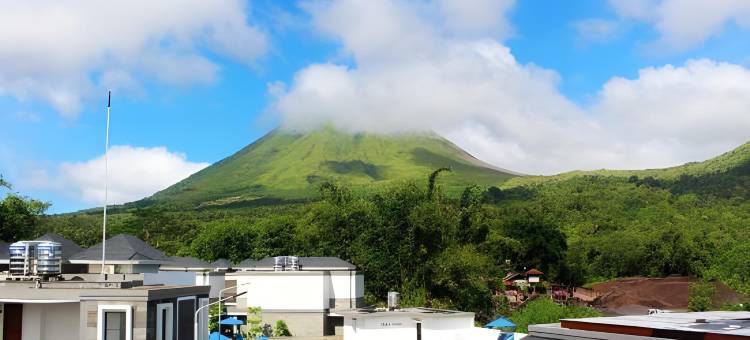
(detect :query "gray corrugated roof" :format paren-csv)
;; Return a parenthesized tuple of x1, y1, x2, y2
(254, 256, 355, 270)
(163, 256, 212, 269)
(211, 258, 231, 269)
(234, 258, 256, 269)
(34, 233, 83, 260)
(70, 234, 168, 262)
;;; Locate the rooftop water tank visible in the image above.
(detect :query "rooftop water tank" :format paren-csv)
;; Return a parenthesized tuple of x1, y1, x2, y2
(388, 291, 400, 310)
(8, 241, 62, 277)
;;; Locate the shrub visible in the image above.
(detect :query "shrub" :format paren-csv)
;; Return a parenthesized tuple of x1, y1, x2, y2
(510, 298, 601, 333)
(688, 281, 715, 312)
(273, 320, 292, 336)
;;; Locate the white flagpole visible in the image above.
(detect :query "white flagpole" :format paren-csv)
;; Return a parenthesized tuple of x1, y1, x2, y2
(101, 90, 111, 275)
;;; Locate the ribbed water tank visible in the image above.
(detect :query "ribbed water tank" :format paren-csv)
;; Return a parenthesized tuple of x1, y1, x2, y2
(286, 256, 299, 271)
(273, 256, 285, 271)
(36, 242, 62, 275)
(9, 242, 31, 276)
(8, 241, 62, 276)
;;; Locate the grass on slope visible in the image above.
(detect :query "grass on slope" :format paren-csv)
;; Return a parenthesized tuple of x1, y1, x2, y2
(503, 141, 750, 188)
(141, 128, 515, 208)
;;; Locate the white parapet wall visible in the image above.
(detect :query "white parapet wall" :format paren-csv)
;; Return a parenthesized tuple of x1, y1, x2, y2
(342, 309, 500, 340)
(232, 271, 329, 310)
(21, 302, 80, 340)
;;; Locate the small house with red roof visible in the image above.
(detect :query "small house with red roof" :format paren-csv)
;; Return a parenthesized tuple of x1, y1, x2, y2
(525, 268, 544, 283)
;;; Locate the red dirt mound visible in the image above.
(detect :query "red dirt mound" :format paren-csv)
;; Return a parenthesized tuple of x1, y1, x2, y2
(590, 276, 745, 315)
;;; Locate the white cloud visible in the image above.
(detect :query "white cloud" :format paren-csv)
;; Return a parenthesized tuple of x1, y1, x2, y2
(271, 0, 750, 175)
(437, 0, 516, 38)
(0, 0, 267, 117)
(573, 19, 619, 44)
(32, 145, 208, 205)
(608, 0, 750, 51)
(595, 59, 750, 165)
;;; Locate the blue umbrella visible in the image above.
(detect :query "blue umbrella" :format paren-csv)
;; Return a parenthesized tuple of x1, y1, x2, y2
(485, 317, 516, 329)
(209, 331, 231, 340)
(219, 317, 245, 325)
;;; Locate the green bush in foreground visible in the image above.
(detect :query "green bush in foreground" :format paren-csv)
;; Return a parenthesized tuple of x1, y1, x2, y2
(688, 281, 715, 312)
(273, 320, 292, 336)
(509, 298, 602, 333)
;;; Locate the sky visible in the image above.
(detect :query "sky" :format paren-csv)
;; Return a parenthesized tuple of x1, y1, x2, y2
(2, 0, 750, 213)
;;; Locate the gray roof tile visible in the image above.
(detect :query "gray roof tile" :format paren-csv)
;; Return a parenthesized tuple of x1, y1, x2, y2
(34, 233, 83, 260)
(164, 256, 213, 269)
(254, 256, 355, 270)
(70, 234, 168, 262)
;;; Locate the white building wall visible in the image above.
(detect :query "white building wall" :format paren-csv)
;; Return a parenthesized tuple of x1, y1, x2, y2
(233, 272, 327, 310)
(422, 317, 473, 339)
(196, 272, 225, 299)
(22, 303, 80, 340)
(343, 315, 478, 340)
(143, 271, 196, 286)
(330, 271, 364, 300)
(344, 315, 417, 340)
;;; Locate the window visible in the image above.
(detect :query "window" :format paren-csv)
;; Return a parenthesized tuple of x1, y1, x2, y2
(156, 303, 174, 340)
(177, 296, 196, 340)
(105, 312, 126, 340)
(223, 280, 237, 304)
(97, 305, 132, 340)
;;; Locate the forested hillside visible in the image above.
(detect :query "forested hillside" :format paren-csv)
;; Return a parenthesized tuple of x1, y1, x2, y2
(12, 137, 750, 320)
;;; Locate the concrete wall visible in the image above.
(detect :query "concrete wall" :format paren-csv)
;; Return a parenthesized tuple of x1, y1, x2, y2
(232, 272, 328, 310)
(195, 272, 225, 299)
(21, 303, 80, 340)
(344, 315, 416, 340)
(343, 315, 477, 340)
(80, 300, 148, 340)
(262, 311, 326, 337)
(330, 272, 364, 300)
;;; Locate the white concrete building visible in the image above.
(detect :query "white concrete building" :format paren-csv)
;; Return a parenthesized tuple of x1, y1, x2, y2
(340, 307, 507, 340)
(225, 256, 365, 337)
(0, 273, 210, 340)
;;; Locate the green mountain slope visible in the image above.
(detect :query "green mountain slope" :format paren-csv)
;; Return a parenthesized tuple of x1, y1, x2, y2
(136, 128, 519, 208)
(504, 141, 750, 192)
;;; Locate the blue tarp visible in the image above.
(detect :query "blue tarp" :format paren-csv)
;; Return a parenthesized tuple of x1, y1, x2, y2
(209, 332, 231, 340)
(220, 317, 245, 325)
(485, 317, 516, 329)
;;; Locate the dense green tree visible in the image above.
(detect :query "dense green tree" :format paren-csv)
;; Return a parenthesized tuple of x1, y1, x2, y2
(0, 179, 50, 242)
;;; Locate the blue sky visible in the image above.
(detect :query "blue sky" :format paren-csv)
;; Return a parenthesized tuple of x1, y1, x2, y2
(2, 0, 750, 212)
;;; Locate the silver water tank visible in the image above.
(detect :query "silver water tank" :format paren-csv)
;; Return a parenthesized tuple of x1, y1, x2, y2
(8, 241, 62, 276)
(388, 291, 400, 310)
(273, 256, 285, 271)
(9, 242, 32, 276)
(36, 242, 62, 275)
(285, 256, 299, 271)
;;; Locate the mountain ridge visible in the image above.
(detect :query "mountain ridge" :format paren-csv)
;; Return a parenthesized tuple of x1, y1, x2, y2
(133, 127, 519, 208)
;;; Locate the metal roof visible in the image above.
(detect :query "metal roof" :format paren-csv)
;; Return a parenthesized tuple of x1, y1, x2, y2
(527, 311, 750, 339)
(253, 256, 356, 270)
(33, 233, 83, 260)
(162, 256, 213, 270)
(69, 234, 168, 263)
(234, 258, 256, 269)
(338, 307, 473, 319)
(211, 258, 232, 269)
